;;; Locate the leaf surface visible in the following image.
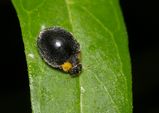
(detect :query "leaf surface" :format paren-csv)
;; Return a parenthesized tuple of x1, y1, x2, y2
(12, 0, 132, 113)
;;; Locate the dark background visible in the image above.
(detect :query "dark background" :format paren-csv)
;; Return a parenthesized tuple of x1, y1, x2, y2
(0, 0, 158, 113)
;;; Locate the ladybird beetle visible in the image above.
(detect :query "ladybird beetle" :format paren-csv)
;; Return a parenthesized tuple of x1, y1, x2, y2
(37, 27, 82, 76)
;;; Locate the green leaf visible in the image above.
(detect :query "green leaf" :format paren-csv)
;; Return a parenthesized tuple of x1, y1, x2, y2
(12, 0, 132, 113)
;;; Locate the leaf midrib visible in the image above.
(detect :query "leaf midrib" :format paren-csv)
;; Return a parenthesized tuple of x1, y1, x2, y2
(64, 0, 82, 113)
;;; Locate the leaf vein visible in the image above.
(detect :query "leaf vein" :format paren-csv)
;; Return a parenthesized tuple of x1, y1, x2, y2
(93, 73, 120, 113)
(81, 6, 127, 95)
(81, 6, 128, 112)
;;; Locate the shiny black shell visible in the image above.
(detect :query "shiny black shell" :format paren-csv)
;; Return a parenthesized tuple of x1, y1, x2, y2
(37, 27, 81, 75)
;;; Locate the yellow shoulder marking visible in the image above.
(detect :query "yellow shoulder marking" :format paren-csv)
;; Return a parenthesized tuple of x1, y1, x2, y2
(61, 62, 72, 72)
